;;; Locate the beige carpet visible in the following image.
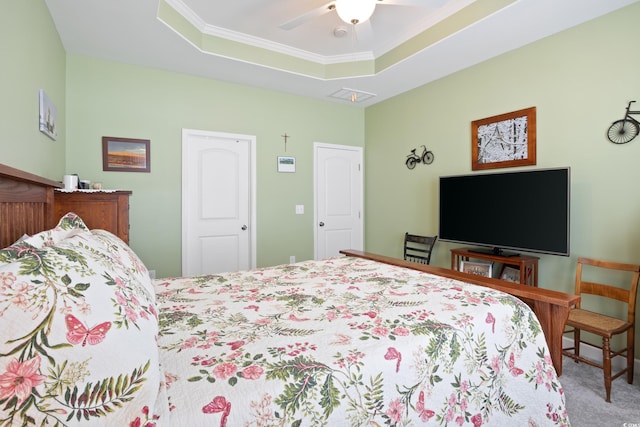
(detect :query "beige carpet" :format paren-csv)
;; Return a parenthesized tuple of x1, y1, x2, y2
(560, 359, 640, 426)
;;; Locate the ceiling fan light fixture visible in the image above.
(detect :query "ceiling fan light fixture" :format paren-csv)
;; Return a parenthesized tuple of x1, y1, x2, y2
(335, 0, 377, 25)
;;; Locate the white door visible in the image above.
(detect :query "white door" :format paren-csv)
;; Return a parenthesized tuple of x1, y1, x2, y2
(182, 129, 256, 276)
(314, 143, 364, 259)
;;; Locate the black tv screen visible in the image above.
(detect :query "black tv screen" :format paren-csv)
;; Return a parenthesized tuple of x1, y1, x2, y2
(439, 168, 570, 256)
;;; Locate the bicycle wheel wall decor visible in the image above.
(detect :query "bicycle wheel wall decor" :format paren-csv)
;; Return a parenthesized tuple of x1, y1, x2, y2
(606, 101, 640, 144)
(607, 120, 639, 144)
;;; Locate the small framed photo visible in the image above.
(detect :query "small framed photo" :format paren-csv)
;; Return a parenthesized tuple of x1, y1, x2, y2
(39, 89, 58, 141)
(460, 260, 493, 277)
(500, 266, 520, 283)
(102, 136, 150, 172)
(277, 156, 296, 173)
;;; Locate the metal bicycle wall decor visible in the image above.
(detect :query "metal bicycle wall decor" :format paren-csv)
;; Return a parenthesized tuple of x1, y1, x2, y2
(607, 100, 640, 144)
(405, 145, 434, 169)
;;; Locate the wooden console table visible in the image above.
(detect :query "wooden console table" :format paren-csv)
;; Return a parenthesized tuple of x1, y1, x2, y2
(340, 249, 579, 376)
(451, 247, 539, 287)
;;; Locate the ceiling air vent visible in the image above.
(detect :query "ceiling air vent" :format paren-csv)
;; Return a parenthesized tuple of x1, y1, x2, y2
(330, 88, 376, 103)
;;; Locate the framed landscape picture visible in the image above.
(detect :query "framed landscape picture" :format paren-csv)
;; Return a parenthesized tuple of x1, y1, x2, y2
(460, 260, 493, 278)
(471, 107, 536, 171)
(102, 137, 150, 172)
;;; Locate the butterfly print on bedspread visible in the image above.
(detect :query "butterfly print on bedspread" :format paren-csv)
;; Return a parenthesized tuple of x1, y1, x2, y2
(65, 314, 112, 346)
(203, 395, 231, 427)
(508, 352, 524, 376)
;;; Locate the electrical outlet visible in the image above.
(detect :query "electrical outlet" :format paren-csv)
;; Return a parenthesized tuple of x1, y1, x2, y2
(289, 256, 295, 264)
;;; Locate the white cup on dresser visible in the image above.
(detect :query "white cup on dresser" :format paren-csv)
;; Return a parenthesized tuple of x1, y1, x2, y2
(63, 175, 78, 190)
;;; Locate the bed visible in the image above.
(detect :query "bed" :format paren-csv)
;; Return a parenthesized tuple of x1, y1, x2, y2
(0, 163, 572, 426)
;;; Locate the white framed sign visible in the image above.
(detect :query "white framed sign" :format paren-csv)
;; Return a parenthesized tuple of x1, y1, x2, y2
(277, 156, 296, 173)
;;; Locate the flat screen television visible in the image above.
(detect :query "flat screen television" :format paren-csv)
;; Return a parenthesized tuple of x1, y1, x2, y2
(439, 167, 570, 256)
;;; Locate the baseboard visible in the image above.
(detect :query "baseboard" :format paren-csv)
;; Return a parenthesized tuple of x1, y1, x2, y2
(562, 336, 640, 372)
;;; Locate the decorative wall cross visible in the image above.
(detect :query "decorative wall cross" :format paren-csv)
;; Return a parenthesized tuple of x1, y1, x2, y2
(282, 133, 290, 151)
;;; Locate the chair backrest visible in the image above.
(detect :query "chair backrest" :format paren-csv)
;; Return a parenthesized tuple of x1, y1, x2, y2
(575, 257, 640, 325)
(403, 233, 437, 264)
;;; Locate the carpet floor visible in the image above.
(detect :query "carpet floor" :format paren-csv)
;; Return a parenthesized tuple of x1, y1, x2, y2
(560, 359, 640, 426)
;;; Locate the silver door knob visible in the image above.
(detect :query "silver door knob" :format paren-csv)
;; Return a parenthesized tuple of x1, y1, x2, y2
(319, 222, 325, 227)
(241, 225, 248, 231)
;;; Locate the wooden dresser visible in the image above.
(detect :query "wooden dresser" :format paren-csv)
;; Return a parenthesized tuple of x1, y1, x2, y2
(53, 190, 132, 244)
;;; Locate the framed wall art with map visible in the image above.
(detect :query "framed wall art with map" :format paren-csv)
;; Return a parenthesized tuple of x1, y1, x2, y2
(471, 107, 536, 171)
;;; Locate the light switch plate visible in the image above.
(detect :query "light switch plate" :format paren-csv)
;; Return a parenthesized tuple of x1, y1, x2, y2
(295, 205, 304, 214)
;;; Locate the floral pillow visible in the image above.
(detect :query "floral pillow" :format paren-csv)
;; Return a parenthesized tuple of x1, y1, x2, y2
(23, 213, 155, 302)
(0, 215, 168, 426)
(89, 229, 155, 303)
(20, 212, 91, 248)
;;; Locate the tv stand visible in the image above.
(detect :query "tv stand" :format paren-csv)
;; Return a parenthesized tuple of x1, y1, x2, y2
(468, 247, 520, 257)
(451, 247, 539, 287)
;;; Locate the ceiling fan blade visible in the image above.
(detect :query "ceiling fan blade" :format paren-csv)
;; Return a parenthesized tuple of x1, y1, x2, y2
(353, 20, 374, 42)
(279, 2, 336, 30)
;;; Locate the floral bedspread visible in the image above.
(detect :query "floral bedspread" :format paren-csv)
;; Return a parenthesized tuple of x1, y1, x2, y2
(154, 257, 570, 426)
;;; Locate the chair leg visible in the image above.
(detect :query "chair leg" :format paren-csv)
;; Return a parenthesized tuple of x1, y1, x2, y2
(628, 329, 635, 384)
(603, 337, 612, 403)
(573, 329, 580, 362)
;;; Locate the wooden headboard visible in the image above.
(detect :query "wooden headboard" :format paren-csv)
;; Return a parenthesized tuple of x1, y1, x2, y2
(0, 163, 61, 248)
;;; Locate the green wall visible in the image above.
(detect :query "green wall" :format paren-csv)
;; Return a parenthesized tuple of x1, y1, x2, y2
(365, 3, 640, 352)
(0, 0, 66, 177)
(64, 56, 364, 277)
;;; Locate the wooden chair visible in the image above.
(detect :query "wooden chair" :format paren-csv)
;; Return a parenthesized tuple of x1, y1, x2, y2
(562, 256, 640, 402)
(403, 233, 437, 265)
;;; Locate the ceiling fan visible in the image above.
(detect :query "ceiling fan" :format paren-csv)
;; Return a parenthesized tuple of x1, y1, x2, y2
(279, 0, 444, 31)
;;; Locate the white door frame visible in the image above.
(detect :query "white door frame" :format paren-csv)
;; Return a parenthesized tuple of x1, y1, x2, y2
(181, 129, 257, 274)
(313, 142, 364, 259)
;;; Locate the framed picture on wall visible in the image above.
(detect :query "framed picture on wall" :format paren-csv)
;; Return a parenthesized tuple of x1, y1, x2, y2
(471, 106, 536, 171)
(39, 89, 58, 141)
(460, 260, 493, 277)
(277, 156, 296, 173)
(102, 136, 151, 172)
